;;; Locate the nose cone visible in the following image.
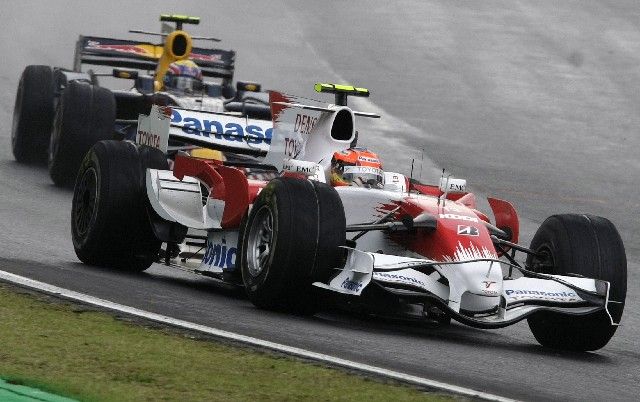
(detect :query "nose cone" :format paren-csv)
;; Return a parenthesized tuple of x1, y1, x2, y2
(401, 196, 498, 263)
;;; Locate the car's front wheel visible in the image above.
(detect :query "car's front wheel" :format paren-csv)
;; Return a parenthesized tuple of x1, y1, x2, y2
(526, 214, 627, 351)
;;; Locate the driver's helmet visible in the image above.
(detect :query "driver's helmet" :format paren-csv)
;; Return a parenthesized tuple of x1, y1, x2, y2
(163, 59, 203, 94)
(330, 147, 384, 188)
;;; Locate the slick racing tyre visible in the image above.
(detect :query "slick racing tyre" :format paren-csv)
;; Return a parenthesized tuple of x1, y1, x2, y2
(49, 81, 115, 187)
(240, 177, 346, 315)
(11, 65, 55, 164)
(526, 214, 627, 351)
(71, 140, 167, 272)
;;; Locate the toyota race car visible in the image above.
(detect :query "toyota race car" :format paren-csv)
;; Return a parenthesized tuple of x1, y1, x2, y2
(70, 83, 627, 352)
(11, 14, 271, 186)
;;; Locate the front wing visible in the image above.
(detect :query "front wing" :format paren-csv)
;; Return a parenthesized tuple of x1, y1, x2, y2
(313, 248, 617, 329)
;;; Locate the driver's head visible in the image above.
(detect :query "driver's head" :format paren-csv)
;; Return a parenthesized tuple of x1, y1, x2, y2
(330, 147, 384, 188)
(163, 59, 203, 94)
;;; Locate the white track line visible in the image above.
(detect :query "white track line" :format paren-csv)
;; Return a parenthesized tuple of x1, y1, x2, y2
(0, 269, 516, 402)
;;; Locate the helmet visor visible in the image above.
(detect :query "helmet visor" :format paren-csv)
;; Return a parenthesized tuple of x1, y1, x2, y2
(165, 76, 203, 93)
(342, 165, 384, 188)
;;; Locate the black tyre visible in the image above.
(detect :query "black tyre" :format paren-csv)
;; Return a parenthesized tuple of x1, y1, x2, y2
(49, 81, 115, 187)
(240, 177, 346, 315)
(526, 214, 627, 351)
(71, 140, 167, 271)
(11, 65, 55, 163)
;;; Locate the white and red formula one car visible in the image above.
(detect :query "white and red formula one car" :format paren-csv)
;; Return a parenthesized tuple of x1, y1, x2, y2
(71, 83, 626, 351)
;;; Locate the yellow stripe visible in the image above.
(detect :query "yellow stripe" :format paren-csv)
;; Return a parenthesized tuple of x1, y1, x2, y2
(314, 82, 369, 94)
(160, 14, 200, 22)
(333, 84, 355, 91)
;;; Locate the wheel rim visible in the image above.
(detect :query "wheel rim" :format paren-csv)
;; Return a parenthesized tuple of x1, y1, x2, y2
(246, 206, 274, 277)
(73, 166, 98, 237)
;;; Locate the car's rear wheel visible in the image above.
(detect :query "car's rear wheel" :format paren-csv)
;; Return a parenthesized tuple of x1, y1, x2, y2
(72, 140, 167, 271)
(526, 214, 627, 351)
(49, 81, 115, 187)
(240, 177, 346, 315)
(11, 65, 55, 164)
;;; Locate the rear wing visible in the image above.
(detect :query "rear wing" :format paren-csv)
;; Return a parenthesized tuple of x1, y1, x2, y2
(136, 105, 272, 157)
(135, 83, 378, 161)
(73, 35, 235, 80)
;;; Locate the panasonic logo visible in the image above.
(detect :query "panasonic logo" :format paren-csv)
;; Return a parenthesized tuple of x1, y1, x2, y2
(374, 272, 426, 287)
(505, 289, 577, 298)
(171, 110, 272, 145)
(202, 238, 237, 270)
(341, 278, 363, 292)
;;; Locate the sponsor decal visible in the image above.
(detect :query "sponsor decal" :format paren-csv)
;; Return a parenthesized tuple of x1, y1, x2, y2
(373, 272, 426, 287)
(87, 40, 147, 55)
(446, 183, 465, 192)
(171, 109, 272, 145)
(294, 114, 318, 135)
(282, 161, 319, 175)
(481, 280, 499, 296)
(283, 137, 303, 158)
(343, 166, 383, 176)
(439, 213, 479, 223)
(505, 289, 579, 302)
(202, 238, 237, 270)
(457, 225, 479, 236)
(439, 177, 467, 193)
(341, 278, 364, 292)
(442, 241, 498, 262)
(357, 155, 379, 164)
(136, 130, 161, 149)
(190, 53, 222, 62)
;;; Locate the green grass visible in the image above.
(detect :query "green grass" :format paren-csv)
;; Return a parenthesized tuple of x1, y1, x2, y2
(0, 284, 455, 402)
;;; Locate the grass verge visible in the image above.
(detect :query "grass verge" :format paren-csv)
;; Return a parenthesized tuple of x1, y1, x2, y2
(0, 283, 455, 402)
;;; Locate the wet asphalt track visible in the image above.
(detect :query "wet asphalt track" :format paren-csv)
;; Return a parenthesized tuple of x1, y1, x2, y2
(1, 1, 639, 400)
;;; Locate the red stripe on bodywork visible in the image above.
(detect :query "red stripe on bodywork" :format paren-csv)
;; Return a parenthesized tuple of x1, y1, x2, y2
(268, 91, 293, 123)
(173, 154, 252, 228)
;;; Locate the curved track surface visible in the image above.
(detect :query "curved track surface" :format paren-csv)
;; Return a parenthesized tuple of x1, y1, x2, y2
(1, 2, 639, 401)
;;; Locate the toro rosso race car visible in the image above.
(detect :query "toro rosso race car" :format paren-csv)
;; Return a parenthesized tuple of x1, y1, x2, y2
(11, 14, 270, 186)
(70, 83, 627, 352)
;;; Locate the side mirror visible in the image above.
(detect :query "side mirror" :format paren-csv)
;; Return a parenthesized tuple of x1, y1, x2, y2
(403, 213, 438, 231)
(383, 172, 406, 193)
(112, 69, 139, 80)
(236, 81, 261, 92)
(204, 83, 222, 97)
(222, 83, 236, 99)
(439, 177, 466, 193)
(134, 76, 154, 94)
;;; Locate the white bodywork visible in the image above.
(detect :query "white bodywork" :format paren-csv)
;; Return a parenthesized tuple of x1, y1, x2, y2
(146, 168, 224, 230)
(199, 231, 239, 274)
(169, 108, 272, 154)
(135, 95, 614, 327)
(313, 246, 610, 323)
(170, 93, 225, 113)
